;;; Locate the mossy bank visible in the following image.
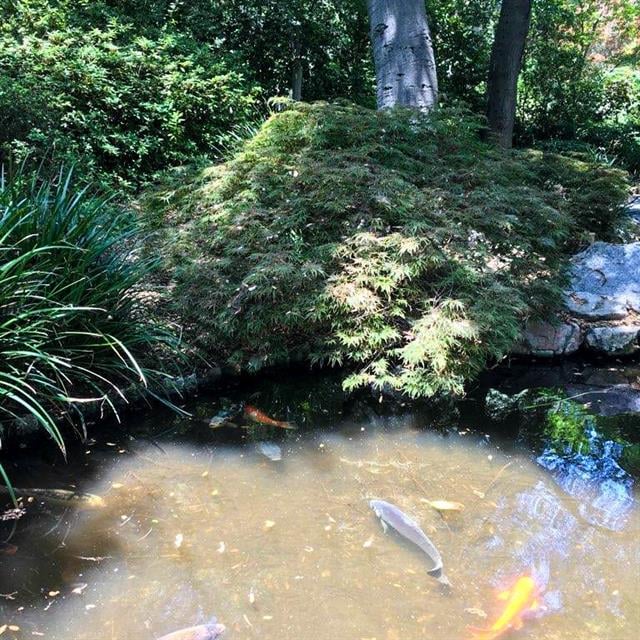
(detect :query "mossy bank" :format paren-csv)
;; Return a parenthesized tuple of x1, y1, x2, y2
(142, 101, 628, 399)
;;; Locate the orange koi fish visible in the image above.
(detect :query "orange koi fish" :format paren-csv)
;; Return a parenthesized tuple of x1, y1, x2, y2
(468, 576, 541, 640)
(244, 405, 296, 430)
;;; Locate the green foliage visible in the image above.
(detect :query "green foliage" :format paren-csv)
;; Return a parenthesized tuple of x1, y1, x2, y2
(518, 0, 640, 173)
(0, 164, 180, 459)
(425, 0, 640, 173)
(0, 0, 260, 188)
(542, 393, 594, 453)
(535, 391, 640, 475)
(425, 0, 496, 110)
(145, 101, 628, 398)
(176, 0, 375, 105)
(3, 0, 638, 183)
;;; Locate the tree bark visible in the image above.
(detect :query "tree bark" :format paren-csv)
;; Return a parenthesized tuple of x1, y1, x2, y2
(486, 0, 532, 148)
(291, 39, 303, 101)
(367, 0, 438, 111)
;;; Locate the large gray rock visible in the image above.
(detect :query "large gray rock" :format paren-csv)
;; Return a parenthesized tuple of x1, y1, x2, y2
(512, 319, 582, 357)
(585, 325, 639, 355)
(565, 242, 640, 320)
(513, 219, 640, 358)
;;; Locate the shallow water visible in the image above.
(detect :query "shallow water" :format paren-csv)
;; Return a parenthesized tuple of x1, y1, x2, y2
(1, 413, 638, 640)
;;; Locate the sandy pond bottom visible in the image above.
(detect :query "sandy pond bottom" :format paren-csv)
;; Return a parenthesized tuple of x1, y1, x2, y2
(2, 427, 639, 640)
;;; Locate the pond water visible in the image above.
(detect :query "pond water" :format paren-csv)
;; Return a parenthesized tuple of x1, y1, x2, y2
(1, 370, 639, 640)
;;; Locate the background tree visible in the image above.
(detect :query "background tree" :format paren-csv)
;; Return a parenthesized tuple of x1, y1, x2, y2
(366, 0, 438, 110)
(486, 0, 532, 147)
(1, 0, 638, 179)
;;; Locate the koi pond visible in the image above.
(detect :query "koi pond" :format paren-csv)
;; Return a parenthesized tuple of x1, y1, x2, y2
(1, 366, 639, 640)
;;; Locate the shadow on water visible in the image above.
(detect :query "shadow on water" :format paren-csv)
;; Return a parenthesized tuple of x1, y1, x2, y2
(0, 365, 638, 639)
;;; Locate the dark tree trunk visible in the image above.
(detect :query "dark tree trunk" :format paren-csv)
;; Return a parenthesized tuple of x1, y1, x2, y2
(291, 39, 303, 101)
(366, 0, 438, 111)
(486, 0, 532, 148)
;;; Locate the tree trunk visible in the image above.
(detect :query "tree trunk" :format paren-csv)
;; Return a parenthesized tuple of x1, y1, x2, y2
(291, 39, 303, 101)
(366, 0, 438, 111)
(486, 0, 532, 148)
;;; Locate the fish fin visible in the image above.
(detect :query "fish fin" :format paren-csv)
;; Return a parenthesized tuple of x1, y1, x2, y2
(281, 422, 297, 430)
(380, 519, 388, 534)
(435, 573, 451, 588)
(529, 599, 540, 612)
(497, 589, 511, 601)
(467, 625, 496, 640)
(512, 617, 524, 631)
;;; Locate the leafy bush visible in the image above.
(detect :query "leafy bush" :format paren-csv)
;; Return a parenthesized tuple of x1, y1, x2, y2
(518, 1, 640, 173)
(0, 1, 260, 188)
(144, 101, 628, 398)
(0, 165, 179, 463)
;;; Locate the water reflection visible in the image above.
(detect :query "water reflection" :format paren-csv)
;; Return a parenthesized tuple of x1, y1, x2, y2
(1, 424, 638, 640)
(537, 426, 635, 531)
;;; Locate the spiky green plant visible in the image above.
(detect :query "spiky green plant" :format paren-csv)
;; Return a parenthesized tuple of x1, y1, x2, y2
(0, 164, 182, 495)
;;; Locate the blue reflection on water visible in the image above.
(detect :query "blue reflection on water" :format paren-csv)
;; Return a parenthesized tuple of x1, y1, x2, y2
(537, 426, 634, 532)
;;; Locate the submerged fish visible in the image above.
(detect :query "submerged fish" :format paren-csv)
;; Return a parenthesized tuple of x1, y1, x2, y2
(369, 499, 449, 586)
(257, 441, 283, 461)
(0, 542, 18, 556)
(468, 576, 541, 640)
(207, 409, 238, 430)
(0, 487, 105, 509)
(156, 619, 225, 640)
(244, 405, 296, 430)
(423, 499, 465, 512)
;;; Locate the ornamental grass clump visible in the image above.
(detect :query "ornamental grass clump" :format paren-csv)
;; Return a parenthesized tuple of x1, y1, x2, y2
(0, 165, 180, 472)
(146, 101, 628, 398)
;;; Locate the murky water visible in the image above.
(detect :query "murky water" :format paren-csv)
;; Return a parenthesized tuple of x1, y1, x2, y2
(1, 407, 638, 640)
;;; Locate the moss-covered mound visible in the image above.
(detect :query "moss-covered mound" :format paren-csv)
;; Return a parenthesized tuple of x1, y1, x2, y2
(144, 101, 628, 397)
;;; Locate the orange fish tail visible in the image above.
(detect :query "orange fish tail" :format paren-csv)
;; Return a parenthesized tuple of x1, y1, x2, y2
(467, 626, 499, 640)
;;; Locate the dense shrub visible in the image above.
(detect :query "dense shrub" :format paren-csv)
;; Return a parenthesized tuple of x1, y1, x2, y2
(0, 1, 259, 188)
(518, 1, 640, 173)
(144, 102, 628, 399)
(0, 165, 180, 463)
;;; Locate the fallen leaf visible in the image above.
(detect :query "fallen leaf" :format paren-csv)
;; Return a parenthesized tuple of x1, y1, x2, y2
(263, 520, 275, 531)
(464, 608, 487, 619)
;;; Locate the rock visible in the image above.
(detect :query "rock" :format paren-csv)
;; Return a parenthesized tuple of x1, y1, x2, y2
(584, 325, 639, 355)
(512, 319, 582, 357)
(513, 237, 640, 360)
(565, 242, 640, 320)
(565, 384, 640, 417)
(581, 368, 629, 387)
(564, 291, 628, 320)
(485, 388, 530, 421)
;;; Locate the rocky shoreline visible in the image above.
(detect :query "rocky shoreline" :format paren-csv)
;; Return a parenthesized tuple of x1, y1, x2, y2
(514, 197, 640, 358)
